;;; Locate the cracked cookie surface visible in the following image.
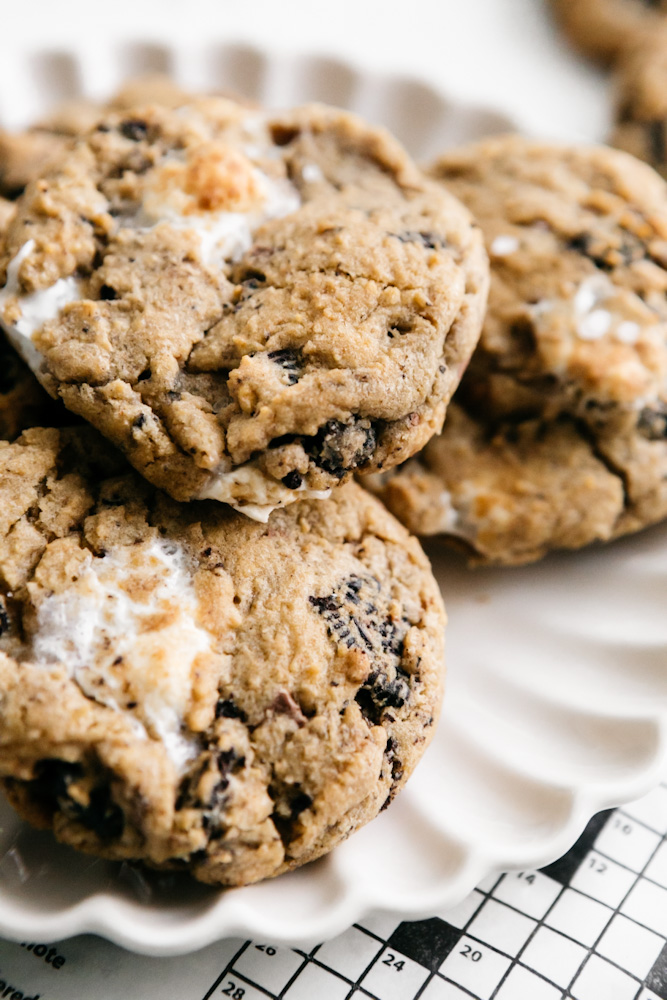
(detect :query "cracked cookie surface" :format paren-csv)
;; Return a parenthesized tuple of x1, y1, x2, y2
(0, 426, 445, 885)
(369, 136, 667, 565)
(551, 0, 667, 64)
(0, 97, 488, 519)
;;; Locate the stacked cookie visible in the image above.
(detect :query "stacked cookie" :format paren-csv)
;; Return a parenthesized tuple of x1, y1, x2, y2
(551, 0, 667, 65)
(4, 67, 666, 887)
(552, 0, 667, 182)
(371, 135, 667, 564)
(0, 83, 487, 884)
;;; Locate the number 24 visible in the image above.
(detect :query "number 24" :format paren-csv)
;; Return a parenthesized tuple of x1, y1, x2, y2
(382, 952, 405, 971)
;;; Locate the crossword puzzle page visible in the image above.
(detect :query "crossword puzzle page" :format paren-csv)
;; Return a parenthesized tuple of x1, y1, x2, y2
(1, 780, 666, 1000)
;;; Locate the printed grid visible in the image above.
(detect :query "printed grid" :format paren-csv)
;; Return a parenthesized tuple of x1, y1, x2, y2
(197, 782, 667, 1000)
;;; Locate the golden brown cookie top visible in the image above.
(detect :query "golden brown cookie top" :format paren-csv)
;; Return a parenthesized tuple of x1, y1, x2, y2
(0, 425, 445, 885)
(0, 97, 487, 518)
(0, 75, 195, 200)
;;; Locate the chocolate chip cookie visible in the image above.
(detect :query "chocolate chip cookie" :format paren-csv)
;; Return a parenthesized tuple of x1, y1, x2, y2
(0, 97, 488, 519)
(551, 0, 667, 64)
(611, 29, 667, 178)
(0, 425, 445, 885)
(0, 75, 193, 200)
(370, 135, 667, 565)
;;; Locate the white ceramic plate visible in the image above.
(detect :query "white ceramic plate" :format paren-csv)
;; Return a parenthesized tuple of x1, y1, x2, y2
(0, 41, 665, 957)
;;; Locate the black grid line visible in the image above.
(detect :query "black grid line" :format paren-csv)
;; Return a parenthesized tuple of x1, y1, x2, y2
(165, 799, 667, 1000)
(202, 941, 253, 1000)
(564, 825, 667, 1000)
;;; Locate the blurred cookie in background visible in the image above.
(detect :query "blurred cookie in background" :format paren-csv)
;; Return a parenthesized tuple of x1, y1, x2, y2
(366, 403, 629, 566)
(611, 29, 667, 178)
(370, 135, 667, 565)
(551, 0, 667, 65)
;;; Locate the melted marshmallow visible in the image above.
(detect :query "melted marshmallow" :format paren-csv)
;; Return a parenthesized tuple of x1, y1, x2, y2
(490, 235, 519, 257)
(32, 538, 212, 771)
(199, 459, 331, 522)
(616, 320, 641, 344)
(532, 273, 650, 345)
(301, 163, 324, 183)
(134, 149, 300, 269)
(0, 240, 81, 367)
(572, 274, 613, 340)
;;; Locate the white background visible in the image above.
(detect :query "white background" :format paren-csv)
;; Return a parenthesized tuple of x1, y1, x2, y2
(0, 0, 610, 139)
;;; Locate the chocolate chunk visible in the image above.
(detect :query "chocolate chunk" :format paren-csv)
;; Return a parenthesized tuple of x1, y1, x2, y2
(281, 470, 303, 490)
(99, 284, 117, 300)
(28, 759, 124, 841)
(638, 404, 667, 439)
(307, 418, 377, 477)
(214, 749, 243, 796)
(310, 574, 411, 721)
(267, 348, 301, 385)
(396, 231, 447, 250)
(355, 668, 411, 725)
(215, 698, 247, 722)
(0, 598, 9, 637)
(270, 124, 300, 146)
(120, 119, 149, 142)
(270, 787, 313, 847)
(289, 791, 313, 817)
(73, 782, 125, 840)
(177, 747, 245, 815)
(32, 759, 82, 802)
(270, 690, 307, 726)
(566, 231, 647, 270)
(310, 575, 407, 658)
(648, 120, 667, 166)
(384, 736, 404, 781)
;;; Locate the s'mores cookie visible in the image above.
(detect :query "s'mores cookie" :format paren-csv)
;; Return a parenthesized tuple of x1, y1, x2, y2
(0, 426, 445, 885)
(371, 136, 667, 564)
(0, 98, 487, 519)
